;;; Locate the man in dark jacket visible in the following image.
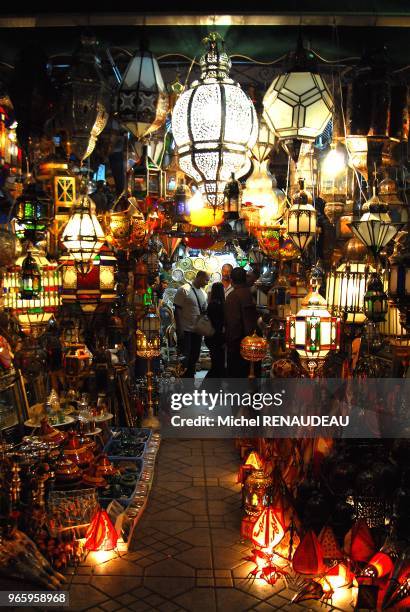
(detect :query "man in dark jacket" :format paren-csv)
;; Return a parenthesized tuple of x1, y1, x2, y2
(225, 267, 258, 378)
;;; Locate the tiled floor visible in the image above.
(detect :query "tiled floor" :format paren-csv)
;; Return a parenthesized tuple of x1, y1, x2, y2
(0, 440, 345, 611)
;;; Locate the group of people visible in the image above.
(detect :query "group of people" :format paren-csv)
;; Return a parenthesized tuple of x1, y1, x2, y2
(173, 263, 259, 380)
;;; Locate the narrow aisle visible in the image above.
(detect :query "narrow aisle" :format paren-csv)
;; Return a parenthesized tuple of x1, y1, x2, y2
(64, 440, 333, 611)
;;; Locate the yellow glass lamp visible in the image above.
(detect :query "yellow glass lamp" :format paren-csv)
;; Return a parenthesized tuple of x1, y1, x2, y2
(187, 191, 224, 228)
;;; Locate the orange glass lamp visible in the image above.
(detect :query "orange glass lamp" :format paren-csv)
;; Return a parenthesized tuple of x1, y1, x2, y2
(240, 332, 268, 379)
(286, 179, 317, 254)
(84, 507, 118, 552)
(238, 450, 264, 484)
(360, 551, 394, 579)
(286, 286, 341, 377)
(187, 190, 224, 228)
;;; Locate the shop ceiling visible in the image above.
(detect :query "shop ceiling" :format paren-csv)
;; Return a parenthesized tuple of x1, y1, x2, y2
(0, 3, 410, 76)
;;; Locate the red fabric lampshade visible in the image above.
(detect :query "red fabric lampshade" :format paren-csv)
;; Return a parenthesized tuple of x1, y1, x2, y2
(318, 525, 344, 561)
(344, 520, 376, 563)
(84, 508, 118, 551)
(365, 551, 394, 579)
(292, 530, 325, 575)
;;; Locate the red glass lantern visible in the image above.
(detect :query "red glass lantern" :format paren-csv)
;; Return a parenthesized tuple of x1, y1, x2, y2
(61, 246, 117, 314)
(84, 508, 118, 551)
(361, 551, 394, 579)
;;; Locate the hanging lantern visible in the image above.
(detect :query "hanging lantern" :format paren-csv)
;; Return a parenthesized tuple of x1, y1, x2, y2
(388, 229, 410, 331)
(130, 144, 165, 200)
(326, 238, 376, 325)
(61, 194, 105, 273)
(136, 306, 161, 359)
(50, 34, 110, 162)
(14, 181, 51, 242)
(171, 32, 257, 208)
(84, 507, 118, 552)
(286, 286, 340, 377)
(378, 176, 408, 224)
(243, 467, 272, 517)
(61, 247, 117, 314)
(262, 43, 333, 164)
(242, 166, 287, 228)
(286, 178, 317, 254)
(349, 188, 404, 259)
(363, 273, 388, 323)
(268, 271, 291, 319)
(3, 249, 61, 337)
(251, 116, 276, 166)
(223, 173, 242, 220)
(116, 47, 169, 139)
(37, 158, 77, 216)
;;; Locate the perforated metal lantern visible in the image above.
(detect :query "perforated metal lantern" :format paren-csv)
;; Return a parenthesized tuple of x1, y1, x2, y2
(116, 48, 169, 139)
(62, 194, 105, 273)
(172, 33, 257, 208)
(51, 34, 110, 161)
(263, 69, 333, 162)
(286, 289, 340, 377)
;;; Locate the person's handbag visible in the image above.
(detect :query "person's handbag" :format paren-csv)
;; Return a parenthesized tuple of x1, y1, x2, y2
(190, 286, 215, 337)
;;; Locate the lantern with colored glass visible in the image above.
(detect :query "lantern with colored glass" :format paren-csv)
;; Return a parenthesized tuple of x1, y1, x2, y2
(363, 273, 388, 323)
(349, 188, 404, 260)
(3, 249, 61, 337)
(286, 286, 340, 377)
(187, 190, 224, 228)
(130, 144, 165, 200)
(14, 181, 51, 242)
(62, 194, 105, 274)
(286, 179, 317, 254)
(116, 47, 169, 140)
(223, 172, 241, 220)
(61, 246, 117, 314)
(171, 32, 257, 209)
(388, 229, 410, 331)
(240, 332, 268, 379)
(262, 42, 333, 164)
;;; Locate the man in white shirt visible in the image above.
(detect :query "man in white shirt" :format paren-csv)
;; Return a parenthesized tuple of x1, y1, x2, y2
(174, 270, 210, 378)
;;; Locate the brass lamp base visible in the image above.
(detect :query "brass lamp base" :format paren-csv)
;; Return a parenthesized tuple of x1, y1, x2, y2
(142, 413, 161, 430)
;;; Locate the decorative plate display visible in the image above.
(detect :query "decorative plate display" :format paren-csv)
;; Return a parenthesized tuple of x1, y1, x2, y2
(171, 268, 184, 282)
(206, 256, 219, 272)
(184, 270, 196, 282)
(210, 272, 222, 283)
(193, 257, 206, 270)
(179, 257, 193, 271)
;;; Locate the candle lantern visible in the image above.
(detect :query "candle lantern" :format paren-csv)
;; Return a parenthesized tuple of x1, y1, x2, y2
(244, 466, 272, 517)
(240, 332, 268, 379)
(223, 172, 242, 220)
(173, 179, 191, 222)
(136, 306, 161, 429)
(14, 181, 51, 242)
(286, 285, 340, 377)
(287, 179, 317, 254)
(62, 194, 105, 274)
(363, 273, 388, 323)
(20, 251, 41, 299)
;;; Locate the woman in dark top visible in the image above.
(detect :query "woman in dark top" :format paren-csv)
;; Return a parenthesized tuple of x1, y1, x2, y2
(205, 282, 225, 379)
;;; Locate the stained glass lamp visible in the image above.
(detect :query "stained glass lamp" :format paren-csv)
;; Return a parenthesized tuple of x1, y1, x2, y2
(62, 194, 105, 273)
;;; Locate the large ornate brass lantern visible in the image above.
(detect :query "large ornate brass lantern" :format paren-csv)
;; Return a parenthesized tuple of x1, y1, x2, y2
(116, 48, 169, 139)
(172, 33, 258, 208)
